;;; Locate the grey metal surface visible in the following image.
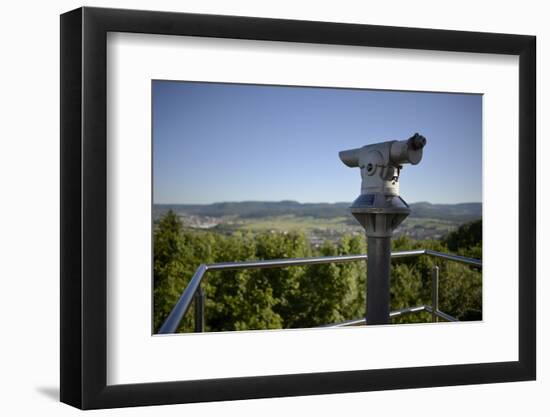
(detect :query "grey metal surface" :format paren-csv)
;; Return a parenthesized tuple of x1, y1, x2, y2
(349, 195, 411, 237)
(194, 285, 205, 333)
(390, 305, 428, 317)
(432, 265, 439, 323)
(366, 236, 392, 325)
(339, 134, 428, 327)
(157, 249, 479, 334)
(158, 264, 207, 334)
(424, 306, 459, 322)
(425, 249, 482, 268)
(434, 309, 459, 322)
(338, 133, 427, 196)
(322, 305, 430, 328)
(388, 249, 427, 258)
(206, 253, 368, 271)
(319, 318, 366, 328)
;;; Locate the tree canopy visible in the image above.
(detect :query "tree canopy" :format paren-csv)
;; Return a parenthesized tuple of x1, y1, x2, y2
(153, 211, 482, 333)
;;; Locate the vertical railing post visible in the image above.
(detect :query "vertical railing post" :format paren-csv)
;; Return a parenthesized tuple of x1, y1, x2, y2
(431, 265, 439, 323)
(194, 285, 205, 332)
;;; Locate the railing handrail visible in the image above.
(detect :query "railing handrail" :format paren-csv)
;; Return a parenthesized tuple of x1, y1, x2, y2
(158, 249, 481, 334)
(424, 249, 482, 268)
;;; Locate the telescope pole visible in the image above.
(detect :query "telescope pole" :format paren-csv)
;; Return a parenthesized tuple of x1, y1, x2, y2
(366, 234, 392, 325)
(348, 197, 409, 326)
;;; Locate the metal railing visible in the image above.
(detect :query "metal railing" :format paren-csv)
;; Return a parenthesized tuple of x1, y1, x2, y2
(158, 249, 481, 334)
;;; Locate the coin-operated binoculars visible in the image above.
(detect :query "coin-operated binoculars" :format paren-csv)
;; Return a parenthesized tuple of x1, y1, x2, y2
(339, 133, 427, 325)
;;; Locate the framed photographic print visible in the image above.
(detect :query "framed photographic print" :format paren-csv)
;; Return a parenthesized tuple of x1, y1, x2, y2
(60, 6, 536, 409)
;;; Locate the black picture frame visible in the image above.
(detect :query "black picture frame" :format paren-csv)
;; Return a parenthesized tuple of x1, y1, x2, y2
(60, 6, 536, 410)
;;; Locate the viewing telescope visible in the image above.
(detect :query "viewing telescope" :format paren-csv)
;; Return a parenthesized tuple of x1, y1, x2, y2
(339, 133, 427, 325)
(339, 133, 426, 196)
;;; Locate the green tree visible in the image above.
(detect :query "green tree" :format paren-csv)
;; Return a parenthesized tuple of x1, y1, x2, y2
(153, 210, 192, 332)
(205, 231, 284, 331)
(445, 219, 482, 258)
(153, 211, 483, 332)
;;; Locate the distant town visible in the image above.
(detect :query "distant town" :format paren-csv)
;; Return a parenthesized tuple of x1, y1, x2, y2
(153, 201, 482, 245)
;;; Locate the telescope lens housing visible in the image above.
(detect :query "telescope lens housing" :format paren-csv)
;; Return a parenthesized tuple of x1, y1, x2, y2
(390, 133, 426, 165)
(339, 133, 427, 196)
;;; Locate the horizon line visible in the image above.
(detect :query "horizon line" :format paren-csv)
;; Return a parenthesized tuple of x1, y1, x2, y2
(153, 200, 483, 206)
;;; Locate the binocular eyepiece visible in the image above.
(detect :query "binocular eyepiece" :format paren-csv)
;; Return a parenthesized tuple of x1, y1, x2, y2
(408, 133, 427, 151)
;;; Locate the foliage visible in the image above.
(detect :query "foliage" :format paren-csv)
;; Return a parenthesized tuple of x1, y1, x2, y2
(153, 211, 482, 333)
(444, 219, 482, 258)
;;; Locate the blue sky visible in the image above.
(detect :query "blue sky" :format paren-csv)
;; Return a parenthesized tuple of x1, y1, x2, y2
(153, 81, 482, 205)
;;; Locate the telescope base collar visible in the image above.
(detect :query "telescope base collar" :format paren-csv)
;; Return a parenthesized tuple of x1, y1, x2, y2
(350, 193, 410, 237)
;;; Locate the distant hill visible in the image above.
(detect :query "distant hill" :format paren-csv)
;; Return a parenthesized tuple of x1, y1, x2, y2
(407, 202, 482, 222)
(154, 200, 481, 223)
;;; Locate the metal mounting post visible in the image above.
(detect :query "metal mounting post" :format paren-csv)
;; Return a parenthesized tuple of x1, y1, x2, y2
(194, 285, 205, 332)
(366, 236, 392, 324)
(431, 265, 439, 323)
